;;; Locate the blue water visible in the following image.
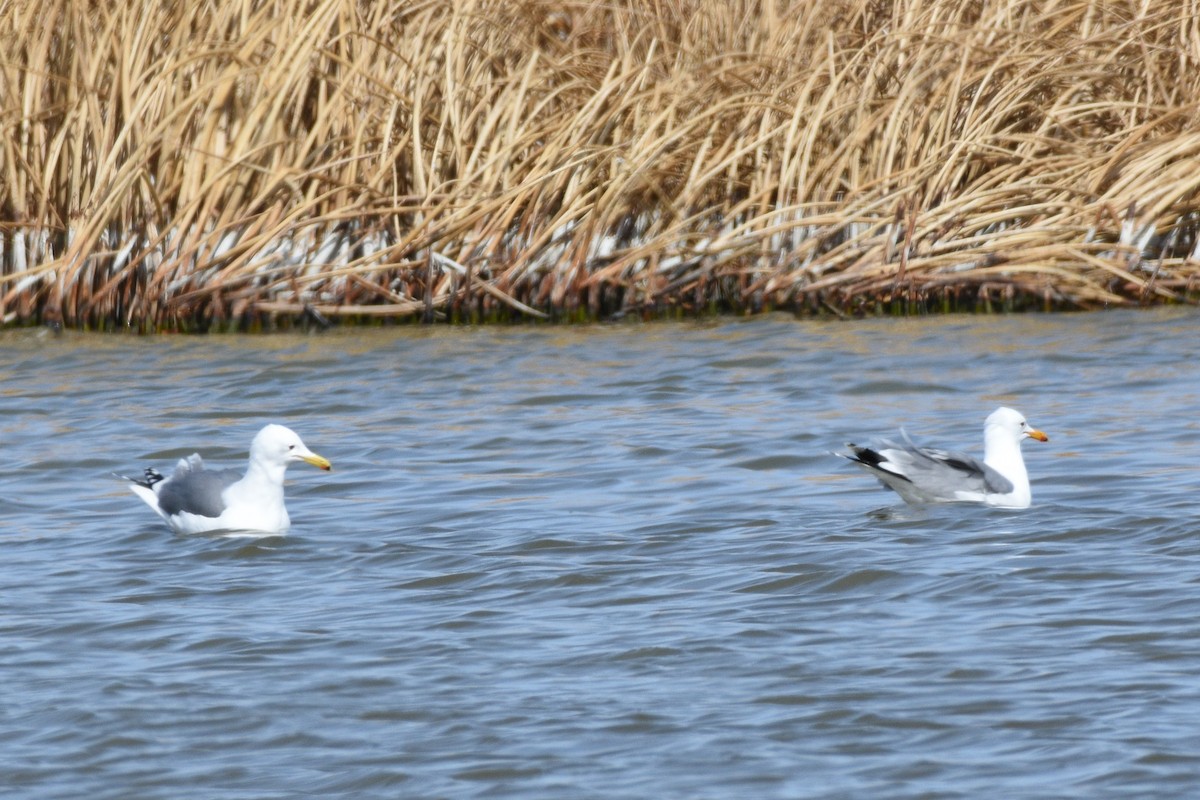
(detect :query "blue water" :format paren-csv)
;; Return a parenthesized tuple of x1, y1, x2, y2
(4, 310, 1200, 798)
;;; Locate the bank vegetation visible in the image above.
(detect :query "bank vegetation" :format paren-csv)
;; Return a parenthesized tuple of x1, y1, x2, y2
(3, 0, 1200, 329)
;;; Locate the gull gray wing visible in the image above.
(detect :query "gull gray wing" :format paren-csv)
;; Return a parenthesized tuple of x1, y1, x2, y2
(156, 455, 241, 519)
(882, 434, 1014, 497)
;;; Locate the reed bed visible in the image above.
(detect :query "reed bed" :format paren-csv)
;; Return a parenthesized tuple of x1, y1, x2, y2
(3, 0, 1200, 329)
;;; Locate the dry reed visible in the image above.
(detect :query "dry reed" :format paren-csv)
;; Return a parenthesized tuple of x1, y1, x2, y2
(3, 0, 1200, 329)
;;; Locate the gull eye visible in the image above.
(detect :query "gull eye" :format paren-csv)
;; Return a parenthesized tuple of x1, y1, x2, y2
(288, 445, 295, 450)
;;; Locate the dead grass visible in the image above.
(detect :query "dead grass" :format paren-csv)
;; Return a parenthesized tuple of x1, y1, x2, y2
(2, 0, 1200, 328)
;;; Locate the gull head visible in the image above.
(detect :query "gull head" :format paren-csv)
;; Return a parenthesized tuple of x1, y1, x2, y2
(985, 407, 1049, 444)
(251, 424, 332, 471)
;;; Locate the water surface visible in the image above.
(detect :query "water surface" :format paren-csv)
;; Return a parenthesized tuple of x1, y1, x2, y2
(4, 311, 1200, 798)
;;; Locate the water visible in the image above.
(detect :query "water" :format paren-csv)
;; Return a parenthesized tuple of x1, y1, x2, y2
(3, 310, 1200, 798)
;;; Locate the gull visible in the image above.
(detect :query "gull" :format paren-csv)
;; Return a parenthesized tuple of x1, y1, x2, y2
(121, 424, 331, 533)
(839, 407, 1048, 508)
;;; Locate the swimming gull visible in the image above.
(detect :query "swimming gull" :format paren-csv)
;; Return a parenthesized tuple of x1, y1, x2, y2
(839, 407, 1048, 508)
(121, 424, 332, 533)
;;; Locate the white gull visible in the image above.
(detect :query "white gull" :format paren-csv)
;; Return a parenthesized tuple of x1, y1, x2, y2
(121, 424, 332, 533)
(840, 407, 1048, 508)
